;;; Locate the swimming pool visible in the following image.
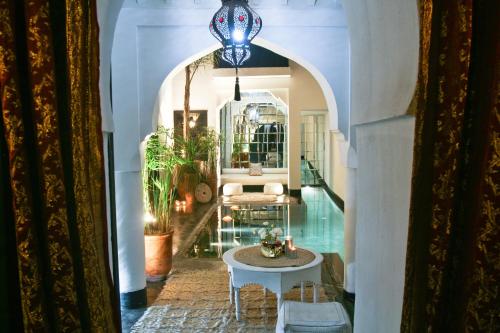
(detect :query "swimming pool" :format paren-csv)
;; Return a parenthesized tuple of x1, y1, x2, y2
(189, 187, 344, 260)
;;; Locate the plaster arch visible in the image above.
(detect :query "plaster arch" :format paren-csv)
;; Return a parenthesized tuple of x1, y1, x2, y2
(152, 40, 339, 136)
(253, 37, 338, 131)
(212, 90, 289, 123)
(100, 2, 421, 332)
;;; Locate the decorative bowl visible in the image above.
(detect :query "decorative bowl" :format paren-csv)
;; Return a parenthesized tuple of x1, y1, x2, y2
(260, 240, 282, 258)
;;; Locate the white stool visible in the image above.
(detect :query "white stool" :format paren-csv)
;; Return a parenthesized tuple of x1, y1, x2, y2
(264, 182, 284, 195)
(276, 301, 352, 333)
(223, 183, 243, 196)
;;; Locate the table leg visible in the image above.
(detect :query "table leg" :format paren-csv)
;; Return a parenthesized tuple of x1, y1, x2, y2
(229, 274, 233, 304)
(276, 293, 283, 312)
(313, 283, 318, 303)
(235, 288, 241, 321)
(300, 281, 305, 302)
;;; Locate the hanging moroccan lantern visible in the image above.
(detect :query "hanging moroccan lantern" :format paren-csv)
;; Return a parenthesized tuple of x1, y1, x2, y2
(209, 0, 262, 101)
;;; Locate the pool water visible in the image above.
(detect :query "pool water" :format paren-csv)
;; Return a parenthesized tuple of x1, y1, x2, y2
(189, 187, 344, 260)
(295, 186, 344, 258)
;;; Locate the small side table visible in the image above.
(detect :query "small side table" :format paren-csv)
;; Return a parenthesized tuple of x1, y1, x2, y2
(222, 245, 323, 321)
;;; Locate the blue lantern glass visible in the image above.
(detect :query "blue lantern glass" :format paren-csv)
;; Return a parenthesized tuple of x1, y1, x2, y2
(210, 0, 262, 100)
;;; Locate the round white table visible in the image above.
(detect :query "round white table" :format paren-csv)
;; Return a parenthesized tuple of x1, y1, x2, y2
(222, 245, 324, 321)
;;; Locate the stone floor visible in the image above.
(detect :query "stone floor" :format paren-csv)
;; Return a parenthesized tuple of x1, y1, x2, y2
(121, 201, 217, 333)
(120, 280, 165, 333)
(130, 257, 333, 332)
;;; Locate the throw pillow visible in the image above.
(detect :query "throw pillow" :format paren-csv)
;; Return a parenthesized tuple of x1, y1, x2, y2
(249, 163, 263, 176)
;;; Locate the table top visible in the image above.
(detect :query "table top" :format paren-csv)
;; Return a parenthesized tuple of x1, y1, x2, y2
(223, 245, 323, 273)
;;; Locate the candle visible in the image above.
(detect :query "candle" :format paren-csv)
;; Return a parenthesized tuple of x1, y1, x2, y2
(288, 245, 298, 259)
(284, 235, 293, 255)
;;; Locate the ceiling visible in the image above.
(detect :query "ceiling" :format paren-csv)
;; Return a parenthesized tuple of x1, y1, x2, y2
(125, 0, 343, 9)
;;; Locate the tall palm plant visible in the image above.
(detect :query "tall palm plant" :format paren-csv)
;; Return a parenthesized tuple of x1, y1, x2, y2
(143, 127, 185, 234)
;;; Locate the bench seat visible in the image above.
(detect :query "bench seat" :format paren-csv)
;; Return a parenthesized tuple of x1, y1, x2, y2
(220, 173, 288, 186)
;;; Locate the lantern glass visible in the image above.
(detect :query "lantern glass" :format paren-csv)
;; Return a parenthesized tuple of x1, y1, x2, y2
(209, 0, 262, 67)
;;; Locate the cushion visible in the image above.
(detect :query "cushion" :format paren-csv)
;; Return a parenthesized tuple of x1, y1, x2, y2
(249, 163, 263, 176)
(276, 301, 352, 333)
(223, 183, 243, 196)
(264, 183, 284, 195)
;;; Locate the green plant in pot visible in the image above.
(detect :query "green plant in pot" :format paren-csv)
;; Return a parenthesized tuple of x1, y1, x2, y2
(143, 127, 185, 281)
(196, 128, 221, 200)
(175, 134, 201, 208)
(175, 128, 221, 205)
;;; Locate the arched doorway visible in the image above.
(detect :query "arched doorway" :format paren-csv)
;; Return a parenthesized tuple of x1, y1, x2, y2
(102, 1, 419, 331)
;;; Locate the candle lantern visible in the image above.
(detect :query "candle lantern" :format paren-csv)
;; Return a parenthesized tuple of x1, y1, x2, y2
(285, 235, 297, 258)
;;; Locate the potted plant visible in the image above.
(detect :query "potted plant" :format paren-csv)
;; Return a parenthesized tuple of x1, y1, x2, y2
(143, 127, 185, 281)
(176, 128, 221, 205)
(196, 128, 221, 199)
(175, 134, 202, 207)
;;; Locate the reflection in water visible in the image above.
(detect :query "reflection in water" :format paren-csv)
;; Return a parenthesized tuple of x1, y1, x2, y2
(189, 188, 344, 260)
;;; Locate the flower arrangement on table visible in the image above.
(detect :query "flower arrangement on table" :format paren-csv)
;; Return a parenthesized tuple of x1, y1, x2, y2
(258, 222, 284, 258)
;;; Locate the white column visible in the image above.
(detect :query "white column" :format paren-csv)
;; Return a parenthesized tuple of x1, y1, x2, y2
(343, 146, 357, 294)
(344, 165, 356, 293)
(112, 11, 146, 297)
(116, 171, 146, 294)
(288, 106, 301, 191)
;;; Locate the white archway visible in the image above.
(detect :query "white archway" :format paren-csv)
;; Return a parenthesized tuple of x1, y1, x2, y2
(152, 41, 338, 135)
(151, 40, 338, 191)
(103, 2, 420, 332)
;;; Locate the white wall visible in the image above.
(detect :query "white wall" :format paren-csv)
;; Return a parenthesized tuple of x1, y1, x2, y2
(112, 5, 349, 161)
(343, 0, 418, 130)
(97, 0, 124, 133)
(329, 131, 348, 200)
(340, 1, 419, 331)
(96, 0, 126, 289)
(354, 116, 414, 332)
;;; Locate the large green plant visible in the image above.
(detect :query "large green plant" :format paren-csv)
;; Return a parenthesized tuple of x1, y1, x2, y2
(198, 128, 221, 176)
(143, 127, 185, 234)
(175, 128, 221, 178)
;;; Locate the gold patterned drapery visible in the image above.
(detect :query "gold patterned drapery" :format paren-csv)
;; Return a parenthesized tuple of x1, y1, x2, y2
(0, 1, 119, 331)
(402, 0, 499, 332)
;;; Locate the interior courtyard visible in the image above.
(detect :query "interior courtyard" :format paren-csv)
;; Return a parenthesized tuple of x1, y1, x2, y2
(1, 0, 498, 332)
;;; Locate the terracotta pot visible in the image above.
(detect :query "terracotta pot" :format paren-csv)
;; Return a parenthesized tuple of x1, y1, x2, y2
(206, 174, 218, 202)
(144, 229, 173, 281)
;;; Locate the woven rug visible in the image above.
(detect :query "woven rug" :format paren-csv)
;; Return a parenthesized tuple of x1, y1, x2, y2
(234, 246, 315, 268)
(131, 259, 330, 332)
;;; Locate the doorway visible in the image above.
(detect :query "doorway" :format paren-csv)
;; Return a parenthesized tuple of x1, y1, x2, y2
(301, 112, 326, 186)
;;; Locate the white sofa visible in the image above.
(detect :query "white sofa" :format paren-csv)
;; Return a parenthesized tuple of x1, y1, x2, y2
(220, 168, 288, 186)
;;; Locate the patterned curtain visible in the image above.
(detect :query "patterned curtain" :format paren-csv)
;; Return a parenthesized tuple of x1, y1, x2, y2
(0, 1, 119, 331)
(402, 0, 499, 332)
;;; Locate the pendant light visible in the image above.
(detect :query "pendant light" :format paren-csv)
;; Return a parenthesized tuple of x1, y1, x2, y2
(209, 0, 262, 101)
